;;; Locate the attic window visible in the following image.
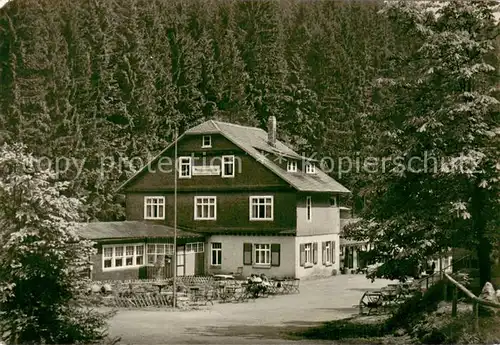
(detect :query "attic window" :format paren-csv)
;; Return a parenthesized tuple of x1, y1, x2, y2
(287, 160, 297, 172)
(202, 135, 212, 148)
(305, 162, 316, 174)
(330, 196, 337, 207)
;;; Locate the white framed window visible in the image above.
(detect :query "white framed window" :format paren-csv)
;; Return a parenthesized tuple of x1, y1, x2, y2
(305, 162, 316, 174)
(211, 242, 222, 266)
(330, 196, 337, 207)
(222, 155, 235, 178)
(304, 243, 312, 264)
(178, 156, 192, 178)
(144, 196, 165, 220)
(102, 244, 145, 270)
(325, 241, 332, 264)
(202, 135, 211, 148)
(194, 196, 217, 220)
(249, 196, 274, 220)
(186, 242, 205, 253)
(146, 243, 174, 265)
(306, 196, 312, 222)
(287, 160, 297, 172)
(254, 244, 271, 266)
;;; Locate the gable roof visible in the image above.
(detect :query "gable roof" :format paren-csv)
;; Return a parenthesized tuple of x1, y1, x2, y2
(119, 120, 350, 193)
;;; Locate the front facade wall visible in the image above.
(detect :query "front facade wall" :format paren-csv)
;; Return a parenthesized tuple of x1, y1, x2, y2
(206, 235, 296, 278)
(296, 193, 340, 236)
(295, 234, 340, 279)
(126, 191, 297, 232)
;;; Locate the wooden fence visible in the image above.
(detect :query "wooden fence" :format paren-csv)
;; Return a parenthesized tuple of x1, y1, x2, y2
(111, 294, 173, 308)
(94, 275, 215, 287)
(444, 272, 500, 331)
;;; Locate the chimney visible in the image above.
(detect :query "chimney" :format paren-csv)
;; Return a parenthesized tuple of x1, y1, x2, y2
(267, 116, 277, 147)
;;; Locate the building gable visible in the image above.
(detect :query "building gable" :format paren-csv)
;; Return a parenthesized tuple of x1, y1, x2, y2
(123, 133, 288, 193)
(119, 119, 350, 194)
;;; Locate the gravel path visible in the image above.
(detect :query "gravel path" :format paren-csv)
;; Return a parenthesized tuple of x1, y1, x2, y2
(109, 275, 394, 344)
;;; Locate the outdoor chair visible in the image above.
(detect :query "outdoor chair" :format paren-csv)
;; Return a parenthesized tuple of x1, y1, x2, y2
(358, 291, 384, 315)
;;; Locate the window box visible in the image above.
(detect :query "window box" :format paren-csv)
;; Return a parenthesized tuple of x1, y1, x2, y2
(144, 196, 165, 220)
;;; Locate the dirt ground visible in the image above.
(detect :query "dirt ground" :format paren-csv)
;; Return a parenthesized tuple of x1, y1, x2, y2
(108, 274, 394, 344)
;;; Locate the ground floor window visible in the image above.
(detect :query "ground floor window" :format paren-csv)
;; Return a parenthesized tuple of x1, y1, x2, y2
(242, 242, 280, 266)
(304, 243, 312, 264)
(147, 243, 174, 266)
(300, 242, 317, 267)
(211, 242, 222, 266)
(186, 242, 205, 253)
(103, 244, 144, 270)
(254, 244, 271, 266)
(323, 240, 336, 265)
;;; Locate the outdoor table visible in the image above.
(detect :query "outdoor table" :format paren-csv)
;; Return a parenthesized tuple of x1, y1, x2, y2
(152, 282, 169, 293)
(213, 274, 235, 281)
(380, 286, 398, 300)
(189, 286, 203, 302)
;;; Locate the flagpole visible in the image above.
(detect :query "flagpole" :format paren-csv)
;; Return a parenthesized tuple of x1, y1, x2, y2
(173, 127, 178, 308)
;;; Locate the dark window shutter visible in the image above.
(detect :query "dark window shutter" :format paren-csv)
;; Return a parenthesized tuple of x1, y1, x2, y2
(299, 244, 305, 266)
(271, 244, 280, 266)
(322, 242, 326, 265)
(243, 243, 252, 265)
(313, 242, 318, 264)
(331, 241, 336, 264)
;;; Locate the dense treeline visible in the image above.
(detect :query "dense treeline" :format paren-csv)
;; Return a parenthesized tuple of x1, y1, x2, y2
(0, 0, 404, 220)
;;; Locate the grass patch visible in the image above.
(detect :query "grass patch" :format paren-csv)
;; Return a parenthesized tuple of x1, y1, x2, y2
(412, 311, 500, 344)
(297, 318, 386, 340)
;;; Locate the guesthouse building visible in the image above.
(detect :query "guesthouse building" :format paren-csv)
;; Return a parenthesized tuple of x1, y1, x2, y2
(81, 117, 350, 280)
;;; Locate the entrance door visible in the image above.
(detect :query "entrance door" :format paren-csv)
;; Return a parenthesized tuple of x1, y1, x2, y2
(176, 247, 185, 277)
